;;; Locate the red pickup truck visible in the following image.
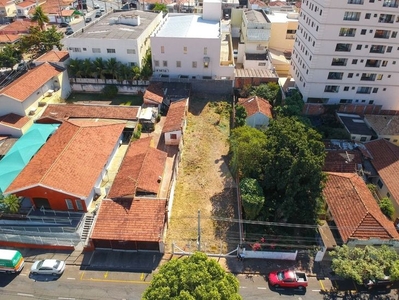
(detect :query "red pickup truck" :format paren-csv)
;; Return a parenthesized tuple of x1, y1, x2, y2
(268, 269, 308, 290)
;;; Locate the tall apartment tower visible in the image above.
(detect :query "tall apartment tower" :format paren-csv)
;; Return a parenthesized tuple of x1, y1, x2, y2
(291, 0, 399, 110)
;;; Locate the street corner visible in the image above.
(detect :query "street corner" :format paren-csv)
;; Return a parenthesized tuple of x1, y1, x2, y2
(318, 278, 333, 293)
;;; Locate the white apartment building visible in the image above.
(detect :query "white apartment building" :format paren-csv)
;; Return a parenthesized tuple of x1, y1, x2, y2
(64, 10, 163, 68)
(291, 0, 399, 110)
(150, 0, 235, 80)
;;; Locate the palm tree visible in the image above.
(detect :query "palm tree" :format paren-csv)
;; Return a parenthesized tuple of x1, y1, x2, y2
(82, 58, 93, 78)
(1, 194, 20, 214)
(92, 57, 105, 81)
(117, 64, 133, 83)
(31, 7, 49, 31)
(104, 58, 120, 80)
(67, 58, 82, 79)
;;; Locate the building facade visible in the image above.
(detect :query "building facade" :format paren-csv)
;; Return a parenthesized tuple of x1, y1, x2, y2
(291, 0, 399, 110)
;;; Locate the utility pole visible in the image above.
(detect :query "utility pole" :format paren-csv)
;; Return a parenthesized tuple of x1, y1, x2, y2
(197, 209, 201, 251)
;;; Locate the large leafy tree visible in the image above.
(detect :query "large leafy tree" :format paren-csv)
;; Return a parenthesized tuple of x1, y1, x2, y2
(240, 178, 264, 220)
(142, 252, 241, 300)
(261, 117, 325, 224)
(20, 25, 63, 57)
(0, 44, 22, 68)
(234, 105, 247, 127)
(330, 245, 399, 284)
(275, 91, 304, 117)
(31, 7, 49, 31)
(251, 82, 282, 106)
(229, 126, 267, 178)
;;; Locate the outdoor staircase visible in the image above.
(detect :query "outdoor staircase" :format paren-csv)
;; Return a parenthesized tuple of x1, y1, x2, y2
(80, 214, 95, 242)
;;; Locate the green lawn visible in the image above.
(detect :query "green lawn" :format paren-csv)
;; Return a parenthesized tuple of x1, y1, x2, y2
(66, 92, 143, 106)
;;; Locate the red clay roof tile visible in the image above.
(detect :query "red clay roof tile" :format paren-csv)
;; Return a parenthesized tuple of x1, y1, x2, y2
(162, 98, 187, 133)
(1, 63, 62, 102)
(0, 113, 30, 129)
(35, 50, 69, 63)
(323, 150, 362, 173)
(364, 139, 399, 206)
(108, 137, 167, 199)
(6, 120, 125, 197)
(143, 82, 164, 105)
(323, 172, 399, 243)
(91, 198, 167, 242)
(238, 96, 273, 118)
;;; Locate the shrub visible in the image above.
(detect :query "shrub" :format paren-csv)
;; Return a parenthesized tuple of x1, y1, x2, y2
(379, 197, 395, 220)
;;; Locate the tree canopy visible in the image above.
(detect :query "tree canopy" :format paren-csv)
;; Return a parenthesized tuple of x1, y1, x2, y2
(229, 126, 267, 178)
(239, 178, 264, 219)
(234, 105, 247, 127)
(20, 25, 63, 57)
(379, 197, 395, 221)
(250, 82, 282, 106)
(142, 252, 241, 300)
(0, 194, 20, 214)
(0, 44, 22, 68)
(31, 7, 49, 31)
(330, 245, 399, 284)
(275, 91, 304, 117)
(261, 117, 326, 224)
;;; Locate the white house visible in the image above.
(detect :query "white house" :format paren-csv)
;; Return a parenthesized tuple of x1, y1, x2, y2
(16, 0, 36, 19)
(291, 0, 399, 111)
(64, 10, 163, 69)
(150, 0, 235, 80)
(238, 95, 273, 128)
(0, 62, 71, 116)
(162, 98, 188, 146)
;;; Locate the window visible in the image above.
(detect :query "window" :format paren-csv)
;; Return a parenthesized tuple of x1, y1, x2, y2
(374, 29, 391, 38)
(65, 199, 73, 210)
(369, 100, 374, 104)
(377, 74, 383, 80)
(161, 46, 164, 53)
(352, 59, 358, 64)
(348, 73, 354, 78)
(183, 46, 187, 54)
(356, 44, 362, 50)
(379, 13, 395, 23)
(361, 29, 367, 34)
(324, 85, 340, 93)
(163, 60, 168, 67)
(365, 13, 371, 19)
(365, 59, 381, 67)
(75, 200, 83, 211)
(192, 61, 197, 68)
(360, 137, 367, 142)
(377, 179, 383, 189)
(339, 28, 356, 36)
(387, 46, 393, 52)
(372, 87, 378, 93)
(92, 48, 101, 53)
(344, 11, 361, 20)
(356, 86, 372, 94)
(370, 45, 385, 53)
(176, 61, 181, 68)
(347, 0, 364, 3)
(127, 49, 136, 54)
(107, 48, 116, 53)
(328, 72, 343, 79)
(361, 73, 376, 81)
(344, 86, 350, 91)
(170, 133, 177, 140)
(154, 60, 159, 67)
(382, 60, 388, 66)
(72, 48, 81, 52)
(332, 58, 347, 66)
(83, 48, 87, 51)
(392, 31, 398, 38)
(335, 43, 352, 51)
(130, 62, 136, 67)
(340, 99, 353, 103)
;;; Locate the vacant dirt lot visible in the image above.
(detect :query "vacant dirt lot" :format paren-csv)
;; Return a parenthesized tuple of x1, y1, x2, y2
(165, 94, 239, 254)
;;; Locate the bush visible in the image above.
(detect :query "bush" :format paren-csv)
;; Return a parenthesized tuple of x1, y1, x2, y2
(379, 197, 394, 220)
(101, 85, 118, 98)
(132, 123, 142, 141)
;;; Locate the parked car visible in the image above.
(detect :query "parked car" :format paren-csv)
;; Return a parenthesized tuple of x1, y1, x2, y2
(268, 269, 308, 290)
(233, 49, 238, 59)
(59, 22, 69, 27)
(95, 11, 102, 18)
(100, 7, 105, 12)
(85, 17, 92, 23)
(94, 4, 100, 9)
(65, 28, 74, 35)
(30, 259, 65, 276)
(363, 277, 393, 290)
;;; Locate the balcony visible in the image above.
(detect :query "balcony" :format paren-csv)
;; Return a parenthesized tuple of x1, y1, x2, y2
(356, 87, 372, 94)
(379, 14, 394, 23)
(365, 59, 381, 67)
(347, 0, 364, 3)
(331, 58, 347, 66)
(335, 43, 352, 52)
(324, 85, 339, 93)
(328, 72, 343, 80)
(360, 74, 376, 81)
(369, 46, 385, 53)
(286, 34, 296, 39)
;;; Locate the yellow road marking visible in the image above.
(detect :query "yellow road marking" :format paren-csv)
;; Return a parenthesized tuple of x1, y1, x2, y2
(79, 271, 150, 284)
(104, 271, 108, 279)
(319, 279, 325, 292)
(140, 273, 144, 281)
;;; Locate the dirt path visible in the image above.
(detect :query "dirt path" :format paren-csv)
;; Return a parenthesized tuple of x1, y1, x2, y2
(165, 94, 239, 254)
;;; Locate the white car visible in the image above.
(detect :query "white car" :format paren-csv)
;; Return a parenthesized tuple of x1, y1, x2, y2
(100, 7, 105, 12)
(233, 49, 238, 59)
(30, 259, 65, 276)
(94, 4, 100, 9)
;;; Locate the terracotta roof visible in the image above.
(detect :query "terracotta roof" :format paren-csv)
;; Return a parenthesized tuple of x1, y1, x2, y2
(17, 0, 36, 8)
(364, 114, 399, 136)
(323, 150, 362, 173)
(238, 96, 273, 118)
(0, 113, 30, 129)
(60, 9, 74, 16)
(35, 50, 69, 63)
(0, 0, 14, 6)
(91, 198, 167, 242)
(1, 63, 62, 102)
(39, 103, 140, 121)
(143, 82, 164, 105)
(0, 19, 37, 34)
(6, 120, 126, 197)
(0, 34, 21, 43)
(0, 136, 17, 156)
(32, 0, 74, 15)
(269, 0, 288, 6)
(364, 139, 399, 205)
(249, 0, 268, 7)
(162, 98, 187, 133)
(108, 137, 167, 199)
(324, 172, 399, 243)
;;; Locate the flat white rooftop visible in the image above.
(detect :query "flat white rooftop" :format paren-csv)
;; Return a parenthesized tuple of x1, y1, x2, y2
(155, 14, 220, 39)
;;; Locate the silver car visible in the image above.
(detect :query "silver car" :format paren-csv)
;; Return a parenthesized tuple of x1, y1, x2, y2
(30, 259, 65, 276)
